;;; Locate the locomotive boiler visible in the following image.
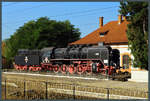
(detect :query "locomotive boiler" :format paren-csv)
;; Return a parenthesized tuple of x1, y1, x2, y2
(14, 45, 120, 75)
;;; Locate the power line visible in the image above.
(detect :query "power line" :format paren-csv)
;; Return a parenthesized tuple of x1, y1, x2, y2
(4, 2, 118, 14)
(6, 3, 54, 15)
(62, 7, 117, 19)
(50, 4, 118, 7)
(6, 4, 118, 17)
(2, 5, 118, 39)
(48, 6, 118, 18)
(2, 2, 18, 6)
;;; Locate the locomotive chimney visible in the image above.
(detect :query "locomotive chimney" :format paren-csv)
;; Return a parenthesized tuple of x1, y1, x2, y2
(99, 17, 103, 28)
(118, 15, 122, 24)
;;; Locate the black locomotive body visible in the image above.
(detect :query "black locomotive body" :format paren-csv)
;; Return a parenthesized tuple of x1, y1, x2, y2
(14, 45, 120, 75)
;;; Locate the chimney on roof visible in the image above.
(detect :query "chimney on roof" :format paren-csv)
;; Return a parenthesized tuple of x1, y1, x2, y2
(99, 17, 103, 28)
(122, 16, 126, 21)
(118, 15, 122, 24)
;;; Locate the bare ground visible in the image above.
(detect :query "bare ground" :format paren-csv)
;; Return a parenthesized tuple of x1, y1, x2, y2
(2, 72, 148, 91)
(1, 72, 148, 100)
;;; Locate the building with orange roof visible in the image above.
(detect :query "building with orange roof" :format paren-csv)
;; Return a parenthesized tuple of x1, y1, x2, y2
(70, 15, 134, 72)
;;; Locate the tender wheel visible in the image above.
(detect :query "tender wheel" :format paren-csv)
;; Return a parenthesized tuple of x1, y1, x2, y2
(29, 66, 33, 71)
(14, 64, 20, 70)
(32, 66, 37, 71)
(22, 65, 28, 71)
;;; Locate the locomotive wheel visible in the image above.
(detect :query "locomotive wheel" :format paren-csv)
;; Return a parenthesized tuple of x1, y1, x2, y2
(92, 63, 97, 73)
(32, 67, 37, 71)
(100, 68, 106, 74)
(29, 66, 37, 71)
(61, 64, 67, 74)
(86, 66, 92, 75)
(46, 65, 52, 71)
(22, 65, 28, 71)
(17, 65, 21, 70)
(19, 66, 24, 71)
(14, 64, 20, 70)
(29, 66, 33, 71)
(53, 65, 60, 73)
(14, 64, 17, 69)
(68, 65, 75, 74)
(35, 67, 42, 71)
(97, 63, 102, 73)
(77, 65, 84, 75)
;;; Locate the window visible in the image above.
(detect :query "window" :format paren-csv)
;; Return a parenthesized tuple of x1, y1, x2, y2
(99, 31, 109, 37)
(122, 55, 129, 69)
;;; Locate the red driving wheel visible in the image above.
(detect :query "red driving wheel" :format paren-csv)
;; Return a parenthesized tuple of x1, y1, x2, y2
(53, 65, 60, 73)
(86, 65, 92, 75)
(77, 65, 84, 75)
(61, 64, 67, 74)
(68, 65, 75, 74)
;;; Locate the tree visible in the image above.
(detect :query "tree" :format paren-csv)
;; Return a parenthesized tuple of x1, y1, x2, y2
(119, 1, 148, 70)
(2, 41, 5, 57)
(3, 17, 81, 65)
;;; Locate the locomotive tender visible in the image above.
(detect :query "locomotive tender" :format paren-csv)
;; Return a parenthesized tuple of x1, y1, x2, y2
(14, 45, 120, 75)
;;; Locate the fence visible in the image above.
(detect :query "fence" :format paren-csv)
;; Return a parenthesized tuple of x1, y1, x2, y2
(1, 78, 148, 100)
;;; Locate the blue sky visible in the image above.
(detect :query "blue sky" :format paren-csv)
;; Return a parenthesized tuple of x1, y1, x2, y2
(2, 2, 120, 41)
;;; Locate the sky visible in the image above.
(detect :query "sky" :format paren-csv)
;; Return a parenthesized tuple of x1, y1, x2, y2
(2, 2, 121, 41)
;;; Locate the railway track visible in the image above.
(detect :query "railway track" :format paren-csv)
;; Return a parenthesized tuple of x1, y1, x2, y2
(2, 69, 131, 81)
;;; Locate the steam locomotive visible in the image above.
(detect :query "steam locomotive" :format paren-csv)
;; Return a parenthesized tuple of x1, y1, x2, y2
(14, 45, 120, 75)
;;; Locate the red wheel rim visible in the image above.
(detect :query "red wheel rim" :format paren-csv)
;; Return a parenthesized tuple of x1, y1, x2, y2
(38, 67, 42, 71)
(22, 65, 27, 70)
(61, 65, 66, 74)
(47, 65, 53, 71)
(14, 64, 19, 70)
(18, 65, 21, 70)
(77, 65, 84, 75)
(20, 66, 24, 70)
(18, 67, 21, 70)
(68, 65, 75, 74)
(86, 66, 92, 75)
(34, 67, 41, 71)
(29, 66, 33, 71)
(32, 67, 36, 71)
(54, 65, 59, 73)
